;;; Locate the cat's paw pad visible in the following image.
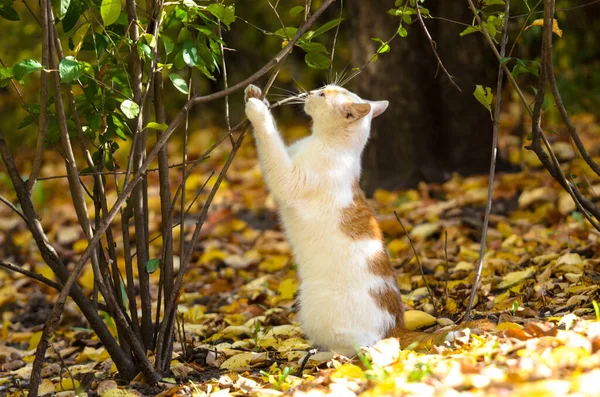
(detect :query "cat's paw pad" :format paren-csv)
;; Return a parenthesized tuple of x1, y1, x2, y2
(245, 97, 269, 123)
(244, 84, 262, 102)
(245, 84, 270, 106)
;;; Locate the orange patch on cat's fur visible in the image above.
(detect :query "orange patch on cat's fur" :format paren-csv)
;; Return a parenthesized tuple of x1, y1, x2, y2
(339, 180, 405, 332)
(371, 286, 406, 337)
(339, 181, 383, 241)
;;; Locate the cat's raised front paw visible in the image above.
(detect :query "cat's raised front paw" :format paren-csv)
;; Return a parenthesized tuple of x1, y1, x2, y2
(245, 97, 269, 124)
(244, 84, 262, 103)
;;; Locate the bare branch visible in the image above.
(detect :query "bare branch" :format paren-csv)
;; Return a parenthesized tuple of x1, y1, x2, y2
(415, 4, 462, 92)
(0, 195, 26, 223)
(465, 0, 510, 321)
(394, 211, 438, 315)
(0, 260, 63, 291)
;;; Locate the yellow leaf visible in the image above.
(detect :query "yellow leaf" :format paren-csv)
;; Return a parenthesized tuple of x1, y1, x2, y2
(373, 189, 397, 206)
(526, 18, 563, 37)
(331, 363, 365, 380)
(276, 277, 298, 302)
(404, 310, 436, 330)
(258, 255, 289, 272)
(556, 252, 583, 266)
(496, 267, 534, 289)
(387, 239, 409, 256)
(28, 331, 43, 350)
(200, 249, 227, 264)
(220, 352, 267, 371)
(56, 378, 80, 392)
(73, 239, 88, 254)
(37, 379, 55, 396)
(496, 322, 522, 331)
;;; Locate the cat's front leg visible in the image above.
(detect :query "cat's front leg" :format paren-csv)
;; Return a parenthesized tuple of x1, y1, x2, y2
(244, 85, 301, 204)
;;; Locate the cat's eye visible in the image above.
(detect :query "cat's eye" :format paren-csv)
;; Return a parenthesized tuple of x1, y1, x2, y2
(319, 92, 325, 97)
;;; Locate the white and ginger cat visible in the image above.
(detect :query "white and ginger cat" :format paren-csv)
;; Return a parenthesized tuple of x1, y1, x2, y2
(244, 84, 409, 356)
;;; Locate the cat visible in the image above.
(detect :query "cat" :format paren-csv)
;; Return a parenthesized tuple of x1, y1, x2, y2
(244, 83, 408, 356)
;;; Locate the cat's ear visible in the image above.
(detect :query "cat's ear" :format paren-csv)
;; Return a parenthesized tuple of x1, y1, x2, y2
(366, 100, 389, 118)
(341, 102, 371, 121)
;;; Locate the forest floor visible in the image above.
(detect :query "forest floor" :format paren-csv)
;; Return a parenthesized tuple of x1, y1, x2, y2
(1, 108, 600, 396)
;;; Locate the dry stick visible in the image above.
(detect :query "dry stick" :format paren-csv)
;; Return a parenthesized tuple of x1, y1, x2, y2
(154, 70, 175, 358)
(465, 0, 600, 230)
(394, 211, 438, 315)
(217, 5, 233, 145)
(328, 0, 343, 81)
(0, 194, 26, 223)
(26, 2, 50, 193)
(37, 162, 190, 181)
(529, 1, 600, 229)
(444, 231, 449, 301)
(0, 260, 63, 291)
(465, 0, 510, 322)
(415, 4, 462, 92)
(125, 0, 153, 350)
(27, 1, 335, 385)
(547, 60, 600, 177)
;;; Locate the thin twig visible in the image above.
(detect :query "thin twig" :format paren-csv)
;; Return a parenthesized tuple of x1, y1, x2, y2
(444, 231, 449, 301)
(415, 4, 461, 92)
(0, 260, 63, 291)
(0, 195, 27, 223)
(328, 0, 343, 79)
(394, 211, 438, 315)
(465, 0, 510, 322)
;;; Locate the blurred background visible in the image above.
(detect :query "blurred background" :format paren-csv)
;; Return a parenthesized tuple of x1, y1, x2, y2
(0, 0, 599, 193)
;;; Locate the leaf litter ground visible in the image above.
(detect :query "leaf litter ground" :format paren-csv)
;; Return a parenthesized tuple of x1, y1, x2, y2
(0, 111, 600, 396)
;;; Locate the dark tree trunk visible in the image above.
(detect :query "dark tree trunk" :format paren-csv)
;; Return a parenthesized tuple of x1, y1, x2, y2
(349, 0, 498, 194)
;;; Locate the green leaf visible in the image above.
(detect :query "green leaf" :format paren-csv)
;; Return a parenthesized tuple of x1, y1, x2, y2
(0, 6, 19, 21)
(100, 0, 121, 27)
(162, 35, 174, 55)
(206, 3, 235, 28)
(297, 42, 328, 54)
(274, 27, 297, 40)
(289, 6, 304, 16)
(12, 59, 43, 80)
(137, 42, 155, 61)
(182, 40, 198, 67)
(500, 57, 511, 64)
(397, 26, 408, 37)
(372, 38, 390, 54)
(0, 67, 13, 87)
(310, 18, 344, 39)
(146, 258, 160, 274)
(59, 56, 83, 83)
(62, 0, 82, 32)
(484, 0, 505, 5)
(304, 51, 331, 70)
(57, 0, 71, 20)
(169, 73, 189, 94)
(145, 122, 168, 131)
(120, 99, 140, 119)
(459, 26, 480, 36)
(473, 85, 493, 119)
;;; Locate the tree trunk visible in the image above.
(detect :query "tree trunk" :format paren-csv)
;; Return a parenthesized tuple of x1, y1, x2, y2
(349, 0, 497, 194)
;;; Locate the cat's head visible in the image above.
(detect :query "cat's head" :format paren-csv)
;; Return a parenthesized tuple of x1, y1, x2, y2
(304, 85, 388, 128)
